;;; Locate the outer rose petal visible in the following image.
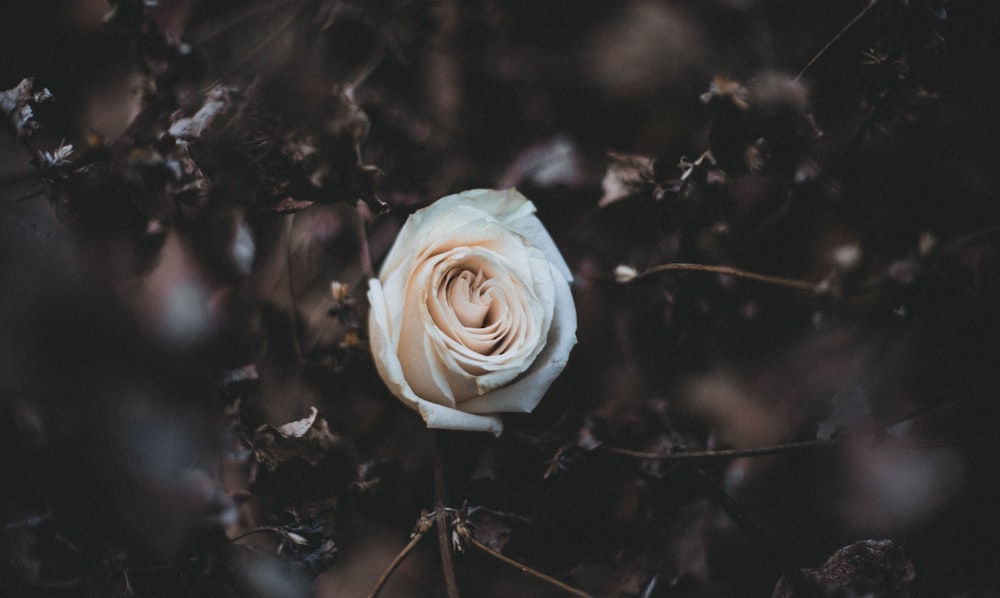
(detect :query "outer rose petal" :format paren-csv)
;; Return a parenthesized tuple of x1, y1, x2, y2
(367, 188, 576, 435)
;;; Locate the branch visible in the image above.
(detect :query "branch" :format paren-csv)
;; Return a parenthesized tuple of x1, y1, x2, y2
(369, 523, 431, 598)
(229, 526, 282, 543)
(466, 537, 596, 598)
(686, 464, 802, 580)
(618, 262, 817, 292)
(795, 0, 883, 81)
(604, 439, 834, 461)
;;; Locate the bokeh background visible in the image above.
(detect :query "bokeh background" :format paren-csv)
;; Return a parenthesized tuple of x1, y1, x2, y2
(3, 1, 1000, 596)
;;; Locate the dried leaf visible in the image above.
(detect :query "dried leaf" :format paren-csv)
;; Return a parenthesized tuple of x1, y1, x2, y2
(599, 152, 657, 207)
(772, 539, 915, 597)
(0, 78, 52, 137)
(500, 134, 584, 189)
(276, 406, 319, 439)
(251, 409, 358, 506)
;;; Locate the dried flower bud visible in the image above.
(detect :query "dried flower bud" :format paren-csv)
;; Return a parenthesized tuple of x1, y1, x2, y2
(918, 232, 936, 257)
(701, 75, 750, 110)
(614, 264, 639, 283)
(329, 281, 351, 302)
(832, 243, 863, 271)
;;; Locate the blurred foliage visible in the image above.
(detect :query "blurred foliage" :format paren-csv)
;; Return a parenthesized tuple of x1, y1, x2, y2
(2, 0, 1000, 596)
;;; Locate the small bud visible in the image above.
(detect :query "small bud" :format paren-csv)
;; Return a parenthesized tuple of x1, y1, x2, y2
(330, 281, 350, 302)
(339, 330, 361, 349)
(614, 264, 639, 283)
(918, 232, 936, 257)
(832, 243, 862, 271)
(700, 75, 750, 110)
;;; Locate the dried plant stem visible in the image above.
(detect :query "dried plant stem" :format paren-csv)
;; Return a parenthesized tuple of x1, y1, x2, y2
(368, 529, 429, 598)
(229, 526, 282, 543)
(605, 438, 833, 461)
(795, 0, 883, 81)
(434, 431, 461, 598)
(939, 225, 1000, 257)
(467, 537, 596, 598)
(687, 464, 799, 578)
(633, 263, 817, 292)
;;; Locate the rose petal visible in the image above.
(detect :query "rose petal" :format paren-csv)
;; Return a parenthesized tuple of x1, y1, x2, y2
(460, 261, 577, 414)
(431, 248, 551, 396)
(368, 188, 576, 434)
(417, 400, 503, 435)
(368, 278, 504, 435)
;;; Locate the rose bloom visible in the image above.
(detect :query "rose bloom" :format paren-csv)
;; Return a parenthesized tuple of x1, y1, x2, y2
(367, 189, 577, 434)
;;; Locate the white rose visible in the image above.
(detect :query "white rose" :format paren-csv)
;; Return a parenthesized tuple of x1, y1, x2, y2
(367, 188, 577, 435)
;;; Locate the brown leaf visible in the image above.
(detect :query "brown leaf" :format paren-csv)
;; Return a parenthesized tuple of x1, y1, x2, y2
(599, 152, 657, 207)
(275, 406, 320, 439)
(772, 539, 915, 598)
(251, 409, 358, 506)
(0, 78, 52, 137)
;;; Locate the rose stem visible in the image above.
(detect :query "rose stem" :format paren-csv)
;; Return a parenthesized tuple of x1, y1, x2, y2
(368, 527, 430, 598)
(604, 438, 834, 461)
(434, 430, 461, 598)
(795, 0, 882, 82)
(466, 537, 596, 598)
(632, 263, 816, 292)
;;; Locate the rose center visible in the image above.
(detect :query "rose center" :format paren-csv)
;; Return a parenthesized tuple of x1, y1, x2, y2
(447, 269, 496, 328)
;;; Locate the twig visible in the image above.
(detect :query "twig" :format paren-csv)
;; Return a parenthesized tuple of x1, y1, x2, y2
(604, 439, 834, 461)
(229, 526, 282, 543)
(466, 537, 596, 598)
(795, 0, 883, 81)
(625, 262, 817, 292)
(434, 431, 461, 598)
(687, 464, 792, 570)
(368, 526, 431, 598)
(938, 225, 1000, 258)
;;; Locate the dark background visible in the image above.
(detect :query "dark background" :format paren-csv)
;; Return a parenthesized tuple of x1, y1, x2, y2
(3, 1, 1000, 596)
